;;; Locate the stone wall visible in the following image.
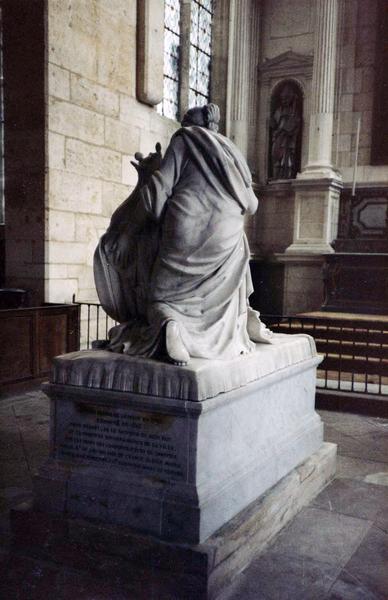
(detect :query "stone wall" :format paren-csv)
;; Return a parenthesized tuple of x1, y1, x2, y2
(334, 0, 378, 178)
(46, 0, 178, 305)
(258, 0, 387, 186)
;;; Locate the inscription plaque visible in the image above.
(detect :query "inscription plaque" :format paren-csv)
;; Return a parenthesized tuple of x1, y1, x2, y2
(56, 404, 185, 481)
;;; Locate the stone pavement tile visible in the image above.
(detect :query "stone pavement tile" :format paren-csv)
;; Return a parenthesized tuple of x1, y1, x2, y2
(0, 393, 36, 409)
(312, 478, 388, 522)
(333, 525, 388, 600)
(319, 410, 388, 436)
(0, 554, 61, 600)
(24, 389, 48, 400)
(0, 387, 46, 402)
(0, 413, 20, 433)
(375, 507, 388, 535)
(336, 455, 388, 485)
(60, 569, 133, 600)
(12, 395, 49, 416)
(268, 507, 371, 568)
(364, 472, 388, 486)
(0, 427, 26, 459)
(0, 401, 14, 415)
(327, 569, 381, 599)
(221, 553, 340, 600)
(324, 425, 388, 463)
(0, 513, 11, 550)
(0, 460, 32, 488)
(0, 486, 32, 514)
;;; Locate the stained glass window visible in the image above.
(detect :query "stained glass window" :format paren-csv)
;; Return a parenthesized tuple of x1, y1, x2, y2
(158, 0, 181, 120)
(189, 0, 213, 108)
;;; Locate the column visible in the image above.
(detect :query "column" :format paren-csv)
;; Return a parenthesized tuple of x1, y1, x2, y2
(286, 0, 342, 257)
(301, 0, 339, 178)
(226, 0, 251, 158)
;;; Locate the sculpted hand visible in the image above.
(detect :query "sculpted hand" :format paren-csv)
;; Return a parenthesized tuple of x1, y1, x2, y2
(131, 143, 162, 186)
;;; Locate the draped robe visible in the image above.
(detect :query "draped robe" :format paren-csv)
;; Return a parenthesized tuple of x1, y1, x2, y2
(98, 125, 259, 360)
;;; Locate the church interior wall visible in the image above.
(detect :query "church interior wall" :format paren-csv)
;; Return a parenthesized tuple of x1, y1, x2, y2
(261, 0, 315, 60)
(252, 0, 315, 260)
(251, 0, 388, 316)
(334, 0, 378, 179)
(1, 0, 386, 320)
(45, 0, 179, 305)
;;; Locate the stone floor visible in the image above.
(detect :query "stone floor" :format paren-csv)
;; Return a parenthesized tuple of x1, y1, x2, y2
(0, 388, 387, 599)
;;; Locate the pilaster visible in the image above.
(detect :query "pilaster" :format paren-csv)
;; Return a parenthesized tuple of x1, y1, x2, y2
(227, 0, 258, 158)
(286, 0, 343, 256)
(300, 0, 340, 178)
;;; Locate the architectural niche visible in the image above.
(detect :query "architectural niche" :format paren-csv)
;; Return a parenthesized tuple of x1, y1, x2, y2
(256, 50, 313, 183)
(268, 79, 303, 180)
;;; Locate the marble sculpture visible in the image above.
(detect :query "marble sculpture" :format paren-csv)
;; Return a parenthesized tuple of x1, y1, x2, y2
(94, 103, 273, 365)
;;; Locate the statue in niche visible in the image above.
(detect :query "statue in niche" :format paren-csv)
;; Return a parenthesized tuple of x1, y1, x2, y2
(269, 82, 302, 180)
(94, 103, 273, 366)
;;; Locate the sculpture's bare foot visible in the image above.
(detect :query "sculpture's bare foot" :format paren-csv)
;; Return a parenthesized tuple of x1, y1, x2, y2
(247, 309, 274, 344)
(165, 320, 190, 366)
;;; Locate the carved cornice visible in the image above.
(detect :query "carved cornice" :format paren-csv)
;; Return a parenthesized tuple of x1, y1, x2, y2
(259, 51, 313, 84)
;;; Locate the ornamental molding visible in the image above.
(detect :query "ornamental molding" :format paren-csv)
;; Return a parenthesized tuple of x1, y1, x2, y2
(259, 51, 313, 83)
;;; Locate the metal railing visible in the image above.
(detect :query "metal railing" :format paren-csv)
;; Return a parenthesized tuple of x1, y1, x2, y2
(73, 298, 388, 403)
(263, 314, 388, 399)
(72, 295, 117, 350)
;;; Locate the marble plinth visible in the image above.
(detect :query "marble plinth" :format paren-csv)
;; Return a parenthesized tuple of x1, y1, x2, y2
(15, 443, 336, 600)
(50, 333, 317, 400)
(36, 335, 326, 544)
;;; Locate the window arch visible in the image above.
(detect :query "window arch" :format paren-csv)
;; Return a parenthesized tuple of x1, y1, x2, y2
(160, 0, 182, 120)
(158, 0, 214, 121)
(189, 0, 213, 108)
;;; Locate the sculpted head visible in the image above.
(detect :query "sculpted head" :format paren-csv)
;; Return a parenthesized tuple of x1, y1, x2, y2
(181, 103, 220, 132)
(279, 84, 296, 108)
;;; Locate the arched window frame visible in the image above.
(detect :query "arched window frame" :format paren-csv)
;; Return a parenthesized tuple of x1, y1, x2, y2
(158, 0, 214, 122)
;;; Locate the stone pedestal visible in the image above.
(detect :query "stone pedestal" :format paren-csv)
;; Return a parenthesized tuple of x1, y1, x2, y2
(284, 0, 343, 260)
(27, 335, 336, 597)
(36, 334, 323, 544)
(286, 178, 342, 256)
(14, 443, 336, 600)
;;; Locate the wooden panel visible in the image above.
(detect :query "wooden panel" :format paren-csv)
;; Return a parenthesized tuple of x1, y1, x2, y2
(0, 314, 33, 382)
(336, 188, 388, 252)
(0, 303, 80, 386)
(37, 312, 67, 375)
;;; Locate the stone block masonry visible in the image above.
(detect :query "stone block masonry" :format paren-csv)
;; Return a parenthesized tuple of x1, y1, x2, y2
(334, 0, 378, 176)
(46, 0, 179, 305)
